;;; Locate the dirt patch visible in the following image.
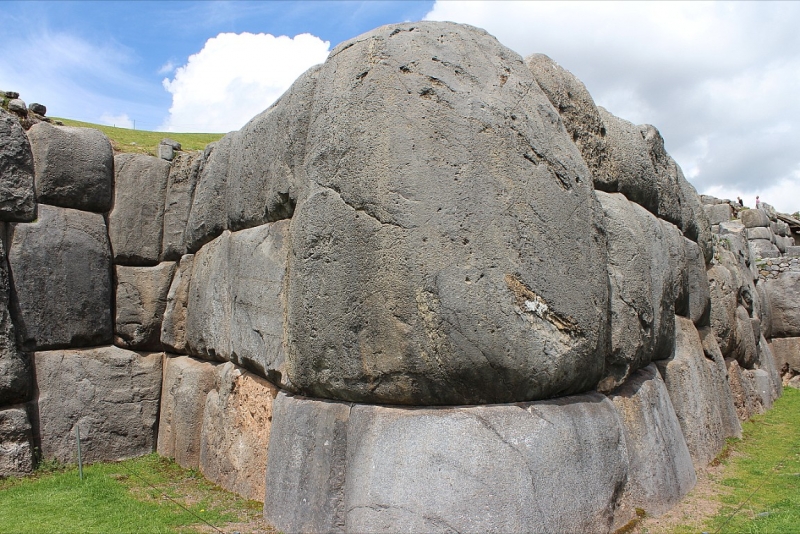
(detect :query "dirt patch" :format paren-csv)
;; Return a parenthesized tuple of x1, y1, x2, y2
(629, 453, 741, 534)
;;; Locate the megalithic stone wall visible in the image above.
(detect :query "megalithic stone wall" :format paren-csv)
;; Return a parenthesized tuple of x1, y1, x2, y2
(0, 19, 796, 534)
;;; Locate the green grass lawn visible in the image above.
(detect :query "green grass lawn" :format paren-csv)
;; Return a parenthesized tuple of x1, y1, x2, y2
(0, 454, 263, 533)
(700, 387, 800, 533)
(51, 118, 225, 156)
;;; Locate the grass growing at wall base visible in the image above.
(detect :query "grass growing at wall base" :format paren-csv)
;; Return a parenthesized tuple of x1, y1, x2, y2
(51, 118, 225, 156)
(0, 454, 262, 533)
(701, 387, 800, 533)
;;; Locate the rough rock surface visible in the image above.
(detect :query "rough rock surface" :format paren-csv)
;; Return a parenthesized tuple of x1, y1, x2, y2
(708, 261, 738, 356)
(108, 154, 170, 265)
(732, 305, 758, 368)
(8, 205, 112, 351)
(0, 109, 36, 221)
(704, 203, 733, 226)
(161, 151, 205, 261)
(683, 238, 711, 326)
(656, 316, 737, 467)
(0, 228, 31, 405)
(596, 192, 677, 390)
(186, 221, 290, 386)
(765, 272, 800, 337)
(265, 391, 627, 534)
(740, 208, 770, 228)
(34, 346, 162, 463)
(287, 22, 609, 405)
(200, 362, 279, 501)
(698, 327, 742, 439)
(610, 364, 695, 520)
(0, 406, 34, 476)
(161, 255, 194, 354)
(27, 122, 114, 212)
(157, 355, 218, 469)
(769, 336, 800, 374)
(525, 53, 712, 265)
(185, 140, 231, 253)
(115, 262, 176, 351)
(727, 359, 763, 421)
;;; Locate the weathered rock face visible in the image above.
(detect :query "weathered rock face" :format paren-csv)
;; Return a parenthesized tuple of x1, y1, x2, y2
(740, 208, 770, 228)
(7, 205, 112, 351)
(161, 151, 205, 261)
(26, 122, 114, 212)
(33, 347, 162, 463)
(0, 109, 36, 221)
(157, 355, 218, 469)
(186, 221, 290, 386)
(769, 336, 800, 374)
(287, 22, 610, 405)
(609, 364, 695, 520)
(114, 262, 176, 351)
(265, 391, 627, 534)
(596, 192, 678, 390)
(0, 406, 34, 476)
(200, 362, 279, 501)
(704, 203, 733, 226)
(161, 255, 194, 354)
(0, 229, 30, 406)
(108, 154, 170, 265)
(656, 317, 739, 467)
(765, 272, 800, 337)
(526, 57, 712, 264)
(185, 140, 231, 253)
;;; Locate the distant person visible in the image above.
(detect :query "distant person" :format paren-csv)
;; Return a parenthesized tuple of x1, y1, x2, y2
(737, 196, 743, 206)
(756, 196, 761, 209)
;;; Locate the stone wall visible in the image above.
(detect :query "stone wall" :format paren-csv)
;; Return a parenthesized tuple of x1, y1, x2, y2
(0, 20, 796, 534)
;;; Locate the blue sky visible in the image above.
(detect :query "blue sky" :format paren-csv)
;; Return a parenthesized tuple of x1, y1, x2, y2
(1, 1, 799, 213)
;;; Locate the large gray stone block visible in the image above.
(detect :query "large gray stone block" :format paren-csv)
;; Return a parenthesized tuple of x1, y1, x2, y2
(596, 192, 677, 390)
(161, 255, 194, 354)
(704, 203, 733, 226)
(287, 22, 609, 405)
(656, 316, 737, 467)
(185, 139, 231, 253)
(108, 154, 170, 265)
(524, 54, 606, 183)
(683, 237, 711, 326)
(0, 406, 34, 476)
(26, 122, 113, 212)
(768, 336, 800, 374)
(199, 362, 279, 501)
(186, 221, 290, 386)
(34, 346, 162, 463)
(749, 238, 780, 259)
(732, 305, 758, 368)
(746, 227, 773, 241)
(161, 151, 204, 261)
(8, 205, 112, 351)
(756, 334, 782, 402)
(157, 354, 218, 470)
(114, 262, 176, 351)
(265, 391, 628, 534)
(609, 364, 696, 521)
(0, 109, 36, 221)
(740, 208, 770, 228)
(765, 272, 800, 337)
(698, 327, 742, 439)
(0, 226, 31, 405)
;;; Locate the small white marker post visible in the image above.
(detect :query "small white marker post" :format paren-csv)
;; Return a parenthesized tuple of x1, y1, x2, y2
(76, 427, 83, 481)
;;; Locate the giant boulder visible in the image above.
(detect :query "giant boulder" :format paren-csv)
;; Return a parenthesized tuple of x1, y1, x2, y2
(108, 154, 170, 265)
(161, 254, 194, 354)
(0, 406, 34, 476)
(186, 221, 290, 386)
(0, 109, 36, 221)
(199, 362, 279, 501)
(765, 272, 800, 337)
(161, 151, 205, 261)
(114, 262, 176, 351)
(286, 21, 609, 405)
(264, 391, 628, 534)
(27, 122, 113, 212)
(33, 346, 162, 463)
(7, 205, 112, 351)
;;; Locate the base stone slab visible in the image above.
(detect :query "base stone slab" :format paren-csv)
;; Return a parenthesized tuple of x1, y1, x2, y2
(264, 391, 628, 534)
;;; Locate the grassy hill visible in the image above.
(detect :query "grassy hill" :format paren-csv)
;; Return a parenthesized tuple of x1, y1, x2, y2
(52, 118, 225, 156)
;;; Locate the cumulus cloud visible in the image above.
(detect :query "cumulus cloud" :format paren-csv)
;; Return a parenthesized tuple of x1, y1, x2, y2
(99, 112, 134, 129)
(160, 32, 330, 133)
(424, 1, 800, 213)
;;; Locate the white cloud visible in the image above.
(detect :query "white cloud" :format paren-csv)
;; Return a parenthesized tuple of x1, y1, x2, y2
(424, 1, 800, 213)
(160, 32, 330, 133)
(158, 61, 176, 75)
(99, 112, 134, 129)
